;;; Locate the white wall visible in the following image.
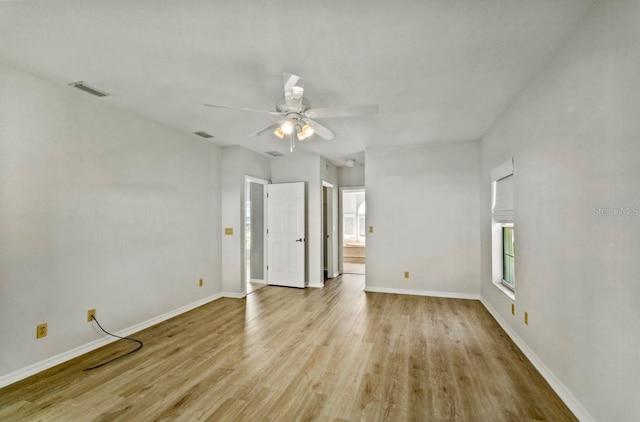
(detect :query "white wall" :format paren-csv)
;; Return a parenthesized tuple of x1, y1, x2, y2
(0, 63, 222, 383)
(479, 1, 640, 420)
(221, 146, 270, 295)
(365, 142, 480, 297)
(338, 166, 364, 187)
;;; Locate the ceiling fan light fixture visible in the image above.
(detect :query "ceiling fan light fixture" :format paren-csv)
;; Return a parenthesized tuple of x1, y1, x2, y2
(302, 124, 314, 138)
(281, 120, 294, 134)
(204, 73, 376, 144)
(295, 124, 314, 141)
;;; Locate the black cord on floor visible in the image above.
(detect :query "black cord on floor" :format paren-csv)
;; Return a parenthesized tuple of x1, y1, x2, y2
(83, 315, 143, 371)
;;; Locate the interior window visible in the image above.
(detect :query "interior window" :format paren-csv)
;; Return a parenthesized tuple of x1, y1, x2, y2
(502, 225, 515, 290)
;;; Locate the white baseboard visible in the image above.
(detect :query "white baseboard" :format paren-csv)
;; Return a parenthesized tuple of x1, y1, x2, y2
(249, 279, 266, 284)
(0, 293, 223, 389)
(364, 285, 480, 300)
(307, 282, 324, 288)
(222, 291, 246, 299)
(480, 298, 594, 422)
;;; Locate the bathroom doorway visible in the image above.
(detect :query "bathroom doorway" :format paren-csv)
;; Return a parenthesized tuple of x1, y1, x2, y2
(341, 188, 365, 275)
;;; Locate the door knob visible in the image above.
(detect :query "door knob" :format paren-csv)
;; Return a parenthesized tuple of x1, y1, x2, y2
(295, 238, 305, 242)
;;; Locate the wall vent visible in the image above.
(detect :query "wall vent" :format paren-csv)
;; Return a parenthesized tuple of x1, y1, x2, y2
(68, 81, 109, 97)
(266, 151, 285, 157)
(194, 131, 214, 139)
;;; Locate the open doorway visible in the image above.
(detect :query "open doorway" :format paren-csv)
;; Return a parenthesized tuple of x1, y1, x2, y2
(341, 188, 365, 275)
(244, 176, 268, 294)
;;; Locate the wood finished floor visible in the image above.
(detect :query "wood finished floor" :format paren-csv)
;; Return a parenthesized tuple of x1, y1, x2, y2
(247, 281, 268, 294)
(0, 274, 576, 421)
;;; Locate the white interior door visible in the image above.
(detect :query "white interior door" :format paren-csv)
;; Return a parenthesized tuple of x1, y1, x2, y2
(267, 182, 306, 288)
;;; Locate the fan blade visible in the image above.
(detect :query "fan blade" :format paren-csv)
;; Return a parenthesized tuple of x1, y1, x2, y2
(249, 121, 282, 138)
(305, 104, 379, 119)
(204, 103, 283, 116)
(304, 118, 335, 141)
(283, 73, 305, 111)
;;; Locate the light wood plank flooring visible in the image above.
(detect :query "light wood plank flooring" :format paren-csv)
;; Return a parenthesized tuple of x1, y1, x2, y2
(247, 281, 267, 294)
(0, 274, 576, 421)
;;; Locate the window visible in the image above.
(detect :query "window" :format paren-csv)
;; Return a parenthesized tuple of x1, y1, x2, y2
(502, 225, 515, 290)
(491, 158, 515, 298)
(344, 214, 356, 240)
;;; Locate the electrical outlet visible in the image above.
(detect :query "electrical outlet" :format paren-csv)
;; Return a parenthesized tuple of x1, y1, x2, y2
(404, 271, 410, 279)
(199, 278, 203, 287)
(368, 226, 374, 233)
(87, 309, 96, 322)
(36, 323, 48, 339)
(511, 304, 515, 315)
(224, 228, 233, 235)
(524, 312, 529, 325)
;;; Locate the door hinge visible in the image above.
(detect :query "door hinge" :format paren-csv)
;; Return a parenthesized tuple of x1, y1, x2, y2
(267, 265, 269, 270)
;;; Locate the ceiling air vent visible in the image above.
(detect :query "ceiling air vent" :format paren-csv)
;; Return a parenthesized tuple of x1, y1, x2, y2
(68, 81, 109, 97)
(193, 131, 214, 139)
(265, 151, 285, 157)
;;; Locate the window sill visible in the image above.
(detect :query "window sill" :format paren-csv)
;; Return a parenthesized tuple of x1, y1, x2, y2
(493, 281, 515, 301)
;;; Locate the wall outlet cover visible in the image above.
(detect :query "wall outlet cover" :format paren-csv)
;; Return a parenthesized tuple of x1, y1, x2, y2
(36, 323, 48, 339)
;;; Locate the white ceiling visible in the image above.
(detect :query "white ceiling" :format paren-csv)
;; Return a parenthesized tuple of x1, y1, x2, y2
(0, 0, 595, 166)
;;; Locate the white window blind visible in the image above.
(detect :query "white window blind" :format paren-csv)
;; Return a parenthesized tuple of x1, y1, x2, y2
(493, 175, 514, 222)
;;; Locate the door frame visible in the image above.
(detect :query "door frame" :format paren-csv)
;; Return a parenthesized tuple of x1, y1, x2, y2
(322, 181, 338, 280)
(339, 186, 365, 274)
(243, 175, 269, 294)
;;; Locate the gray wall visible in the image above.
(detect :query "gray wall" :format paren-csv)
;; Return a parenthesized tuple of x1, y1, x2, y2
(479, 1, 640, 420)
(365, 142, 481, 297)
(0, 62, 222, 381)
(338, 166, 364, 187)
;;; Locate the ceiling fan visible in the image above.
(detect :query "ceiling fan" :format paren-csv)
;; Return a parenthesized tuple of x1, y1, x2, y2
(205, 73, 378, 151)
